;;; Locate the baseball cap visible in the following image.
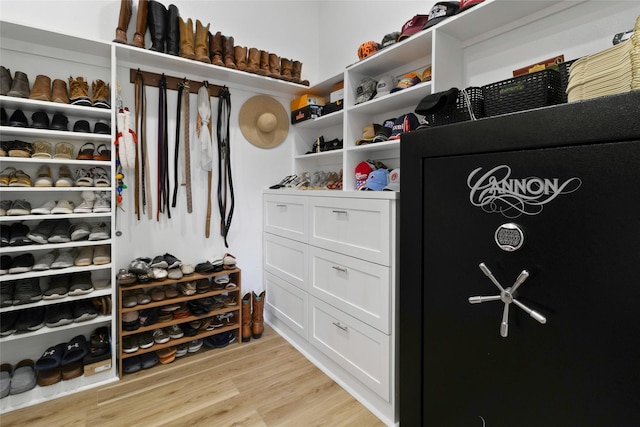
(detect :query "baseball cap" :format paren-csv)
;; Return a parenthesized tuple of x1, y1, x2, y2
(358, 41, 380, 60)
(423, 2, 460, 30)
(372, 118, 396, 143)
(398, 15, 429, 42)
(355, 77, 378, 104)
(381, 32, 400, 49)
(422, 66, 432, 82)
(458, 0, 486, 13)
(373, 75, 394, 99)
(360, 169, 390, 191)
(388, 113, 420, 140)
(390, 72, 422, 93)
(415, 87, 460, 115)
(355, 161, 374, 190)
(356, 123, 382, 146)
(383, 168, 400, 191)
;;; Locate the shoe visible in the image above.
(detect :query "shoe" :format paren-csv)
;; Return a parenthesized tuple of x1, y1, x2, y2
(33, 250, 57, 271)
(72, 299, 98, 322)
(187, 339, 203, 353)
(9, 222, 32, 246)
(1, 280, 15, 306)
(0, 199, 13, 216)
(92, 192, 111, 213)
(152, 328, 170, 344)
(150, 255, 168, 269)
(31, 140, 53, 159)
(74, 191, 97, 213)
(175, 343, 188, 357)
(27, 220, 56, 244)
(0, 311, 18, 336)
(51, 79, 70, 103)
(93, 245, 111, 265)
(47, 218, 72, 243)
(94, 123, 111, 136)
(147, 0, 167, 52)
(70, 222, 91, 241)
(9, 110, 29, 128)
(8, 169, 31, 186)
(35, 343, 67, 371)
(8, 360, 37, 396)
(8, 253, 35, 274)
(12, 278, 42, 305)
(180, 263, 195, 275)
(34, 165, 53, 187)
(88, 222, 110, 241)
(74, 246, 94, 266)
(50, 113, 69, 131)
(0, 224, 9, 247)
(92, 80, 110, 109)
(177, 281, 197, 296)
(53, 142, 74, 159)
(73, 121, 91, 134)
(223, 253, 236, 269)
(7, 71, 29, 98)
(158, 346, 177, 364)
(7, 199, 31, 216)
(44, 302, 74, 327)
(31, 200, 56, 215)
(122, 335, 139, 353)
(166, 324, 184, 339)
(51, 200, 75, 214)
(0, 255, 10, 276)
(68, 76, 91, 106)
(29, 75, 51, 101)
(69, 271, 94, 295)
(163, 253, 181, 269)
(74, 168, 94, 186)
(30, 110, 50, 129)
(51, 249, 76, 269)
(61, 335, 89, 365)
(54, 166, 74, 187)
(0, 65, 12, 96)
(43, 274, 70, 299)
(117, 268, 136, 286)
(138, 331, 154, 349)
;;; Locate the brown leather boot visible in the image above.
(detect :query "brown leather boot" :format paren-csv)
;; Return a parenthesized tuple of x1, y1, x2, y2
(114, 0, 132, 43)
(223, 36, 237, 69)
(257, 50, 270, 76)
(245, 48, 260, 74)
(241, 292, 252, 342)
(291, 60, 310, 86)
(235, 46, 247, 71)
(251, 291, 265, 339)
(178, 17, 196, 60)
(280, 58, 293, 81)
(29, 75, 51, 102)
(194, 20, 211, 64)
(268, 53, 280, 78)
(51, 79, 70, 104)
(7, 71, 28, 98)
(131, 0, 148, 48)
(209, 31, 224, 66)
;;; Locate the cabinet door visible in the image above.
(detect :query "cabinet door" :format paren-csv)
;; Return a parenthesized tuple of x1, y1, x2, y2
(264, 232, 308, 291)
(264, 271, 308, 340)
(309, 197, 390, 265)
(309, 296, 390, 401)
(264, 194, 308, 243)
(309, 246, 390, 334)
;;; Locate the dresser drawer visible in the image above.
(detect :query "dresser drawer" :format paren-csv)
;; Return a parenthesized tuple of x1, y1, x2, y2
(265, 272, 308, 340)
(309, 246, 390, 333)
(264, 233, 308, 291)
(309, 197, 391, 265)
(264, 194, 307, 242)
(309, 296, 390, 401)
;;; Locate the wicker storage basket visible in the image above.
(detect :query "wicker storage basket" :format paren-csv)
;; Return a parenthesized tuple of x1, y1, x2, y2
(427, 87, 484, 126)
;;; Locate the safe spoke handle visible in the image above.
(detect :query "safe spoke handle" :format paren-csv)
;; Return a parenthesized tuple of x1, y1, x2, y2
(468, 295, 502, 304)
(512, 299, 547, 324)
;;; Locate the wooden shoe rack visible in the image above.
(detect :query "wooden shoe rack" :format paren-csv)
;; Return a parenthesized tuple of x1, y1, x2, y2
(117, 268, 241, 377)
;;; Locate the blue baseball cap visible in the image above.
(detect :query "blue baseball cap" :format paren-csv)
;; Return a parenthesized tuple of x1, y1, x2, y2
(360, 169, 390, 191)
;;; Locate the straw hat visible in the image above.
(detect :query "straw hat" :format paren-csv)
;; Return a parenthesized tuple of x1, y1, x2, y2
(239, 95, 289, 148)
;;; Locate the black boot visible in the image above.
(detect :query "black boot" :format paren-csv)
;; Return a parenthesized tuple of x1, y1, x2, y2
(147, 0, 167, 53)
(165, 4, 180, 56)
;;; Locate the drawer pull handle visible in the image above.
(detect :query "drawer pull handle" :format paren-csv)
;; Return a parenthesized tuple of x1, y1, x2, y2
(332, 210, 348, 215)
(332, 322, 348, 332)
(332, 266, 347, 273)
(276, 204, 287, 208)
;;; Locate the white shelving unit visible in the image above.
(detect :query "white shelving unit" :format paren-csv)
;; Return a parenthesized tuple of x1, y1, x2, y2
(0, 21, 117, 412)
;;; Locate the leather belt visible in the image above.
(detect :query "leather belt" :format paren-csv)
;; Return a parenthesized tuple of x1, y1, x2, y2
(217, 87, 234, 247)
(171, 80, 183, 208)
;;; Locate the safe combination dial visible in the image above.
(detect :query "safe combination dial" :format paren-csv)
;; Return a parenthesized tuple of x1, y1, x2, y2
(468, 262, 546, 337)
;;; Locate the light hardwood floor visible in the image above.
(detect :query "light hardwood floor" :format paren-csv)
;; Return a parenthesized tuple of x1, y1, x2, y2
(0, 325, 385, 426)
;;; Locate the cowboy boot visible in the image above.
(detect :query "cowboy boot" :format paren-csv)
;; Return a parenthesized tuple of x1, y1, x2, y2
(114, 0, 132, 43)
(147, 0, 166, 52)
(29, 75, 51, 102)
(165, 4, 180, 56)
(268, 53, 280, 78)
(241, 292, 252, 342)
(291, 60, 310, 86)
(245, 48, 260, 74)
(280, 58, 293, 82)
(51, 79, 70, 104)
(194, 20, 211, 64)
(131, 0, 148, 48)
(257, 50, 270, 76)
(209, 31, 224, 66)
(251, 290, 265, 339)
(223, 36, 237, 69)
(235, 46, 247, 71)
(178, 17, 196, 60)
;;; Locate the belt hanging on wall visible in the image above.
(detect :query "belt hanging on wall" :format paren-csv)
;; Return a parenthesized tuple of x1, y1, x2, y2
(217, 87, 234, 248)
(157, 74, 170, 220)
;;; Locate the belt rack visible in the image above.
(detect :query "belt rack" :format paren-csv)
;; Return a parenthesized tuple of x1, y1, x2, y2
(128, 68, 225, 96)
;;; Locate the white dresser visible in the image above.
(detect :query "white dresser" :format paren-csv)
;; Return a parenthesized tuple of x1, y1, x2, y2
(263, 190, 399, 425)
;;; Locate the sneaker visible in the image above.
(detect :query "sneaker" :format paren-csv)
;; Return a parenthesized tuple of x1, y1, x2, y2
(44, 302, 74, 327)
(187, 339, 203, 353)
(43, 274, 70, 299)
(138, 331, 154, 349)
(9, 222, 32, 246)
(0, 224, 8, 247)
(150, 255, 168, 269)
(7, 199, 31, 216)
(73, 198, 94, 213)
(47, 219, 72, 243)
(51, 249, 76, 269)
(54, 165, 74, 187)
(0, 254, 11, 275)
(15, 307, 46, 332)
(68, 271, 94, 295)
(92, 192, 111, 213)
(27, 220, 56, 244)
(175, 343, 188, 357)
(8, 253, 35, 274)
(31, 200, 56, 215)
(1, 311, 18, 336)
(70, 222, 91, 241)
(122, 335, 139, 353)
(72, 299, 98, 322)
(51, 200, 75, 214)
(152, 328, 170, 344)
(74, 246, 94, 266)
(177, 281, 197, 296)
(166, 324, 184, 339)
(33, 165, 53, 187)
(1, 280, 15, 306)
(33, 250, 57, 271)
(88, 222, 110, 241)
(163, 253, 181, 269)
(74, 168, 94, 187)
(92, 245, 110, 265)
(0, 199, 13, 216)
(12, 278, 42, 305)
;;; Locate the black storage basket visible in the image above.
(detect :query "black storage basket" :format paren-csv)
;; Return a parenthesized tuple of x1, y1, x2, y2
(482, 68, 563, 117)
(427, 87, 484, 126)
(558, 59, 577, 103)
